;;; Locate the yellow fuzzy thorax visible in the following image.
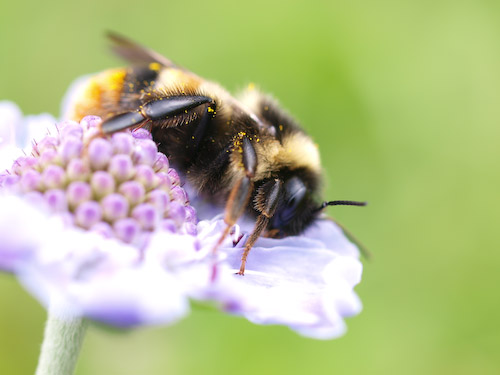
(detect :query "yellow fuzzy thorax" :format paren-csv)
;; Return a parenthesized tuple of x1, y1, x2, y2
(250, 132, 321, 180)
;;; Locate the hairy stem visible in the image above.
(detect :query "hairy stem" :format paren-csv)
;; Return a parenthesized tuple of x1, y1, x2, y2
(35, 312, 88, 375)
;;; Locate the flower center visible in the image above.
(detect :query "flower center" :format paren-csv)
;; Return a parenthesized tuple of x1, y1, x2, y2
(0, 116, 197, 245)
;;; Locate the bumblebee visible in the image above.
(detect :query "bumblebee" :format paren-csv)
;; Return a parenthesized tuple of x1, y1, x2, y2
(67, 33, 366, 275)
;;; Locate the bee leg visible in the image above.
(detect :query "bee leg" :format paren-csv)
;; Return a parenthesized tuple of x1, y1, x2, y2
(99, 111, 148, 134)
(142, 95, 213, 122)
(237, 179, 282, 275)
(212, 175, 253, 248)
(211, 137, 257, 277)
(99, 95, 214, 134)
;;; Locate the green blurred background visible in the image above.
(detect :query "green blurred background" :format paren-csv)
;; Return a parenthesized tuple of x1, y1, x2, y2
(1, 0, 500, 374)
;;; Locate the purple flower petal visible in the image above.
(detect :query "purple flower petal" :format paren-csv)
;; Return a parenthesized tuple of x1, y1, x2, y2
(190, 219, 363, 339)
(0, 196, 51, 272)
(0, 107, 364, 339)
(74, 266, 189, 327)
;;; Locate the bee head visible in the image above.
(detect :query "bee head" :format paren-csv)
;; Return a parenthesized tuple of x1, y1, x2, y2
(268, 176, 367, 237)
(268, 176, 320, 236)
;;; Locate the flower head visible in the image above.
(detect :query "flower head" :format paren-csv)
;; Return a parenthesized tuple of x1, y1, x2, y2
(1, 114, 195, 245)
(0, 102, 363, 339)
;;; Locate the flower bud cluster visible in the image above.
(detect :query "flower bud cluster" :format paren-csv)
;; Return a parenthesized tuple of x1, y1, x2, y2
(0, 116, 197, 245)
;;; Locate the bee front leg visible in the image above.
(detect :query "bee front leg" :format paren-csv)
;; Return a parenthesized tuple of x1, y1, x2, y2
(224, 137, 257, 221)
(211, 137, 257, 275)
(99, 95, 215, 134)
(237, 179, 282, 275)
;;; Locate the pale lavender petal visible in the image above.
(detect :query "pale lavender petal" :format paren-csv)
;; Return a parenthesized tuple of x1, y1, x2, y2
(189, 218, 363, 339)
(0, 101, 58, 155)
(0, 196, 51, 272)
(303, 219, 361, 258)
(0, 102, 24, 170)
(0, 102, 22, 147)
(22, 113, 58, 149)
(72, 266, 189, 327)
(17, 229, 145, 321)
(0, 146, 23, 173)
(183, 222, 198, 236)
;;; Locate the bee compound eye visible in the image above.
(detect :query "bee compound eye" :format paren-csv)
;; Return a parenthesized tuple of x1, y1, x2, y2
(284, 177, 306, 208)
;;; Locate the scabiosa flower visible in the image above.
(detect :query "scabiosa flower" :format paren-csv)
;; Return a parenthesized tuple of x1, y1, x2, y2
(0, 101, 363, 341)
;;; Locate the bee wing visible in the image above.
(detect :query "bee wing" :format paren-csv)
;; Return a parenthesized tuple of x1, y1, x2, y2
(107, 31, 178, 68)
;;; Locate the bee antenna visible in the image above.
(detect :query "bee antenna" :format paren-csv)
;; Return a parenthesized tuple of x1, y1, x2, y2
(317, 200, 367, 212)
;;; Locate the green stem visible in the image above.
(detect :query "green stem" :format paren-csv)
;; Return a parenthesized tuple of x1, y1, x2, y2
(35, 311, 89, 375)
